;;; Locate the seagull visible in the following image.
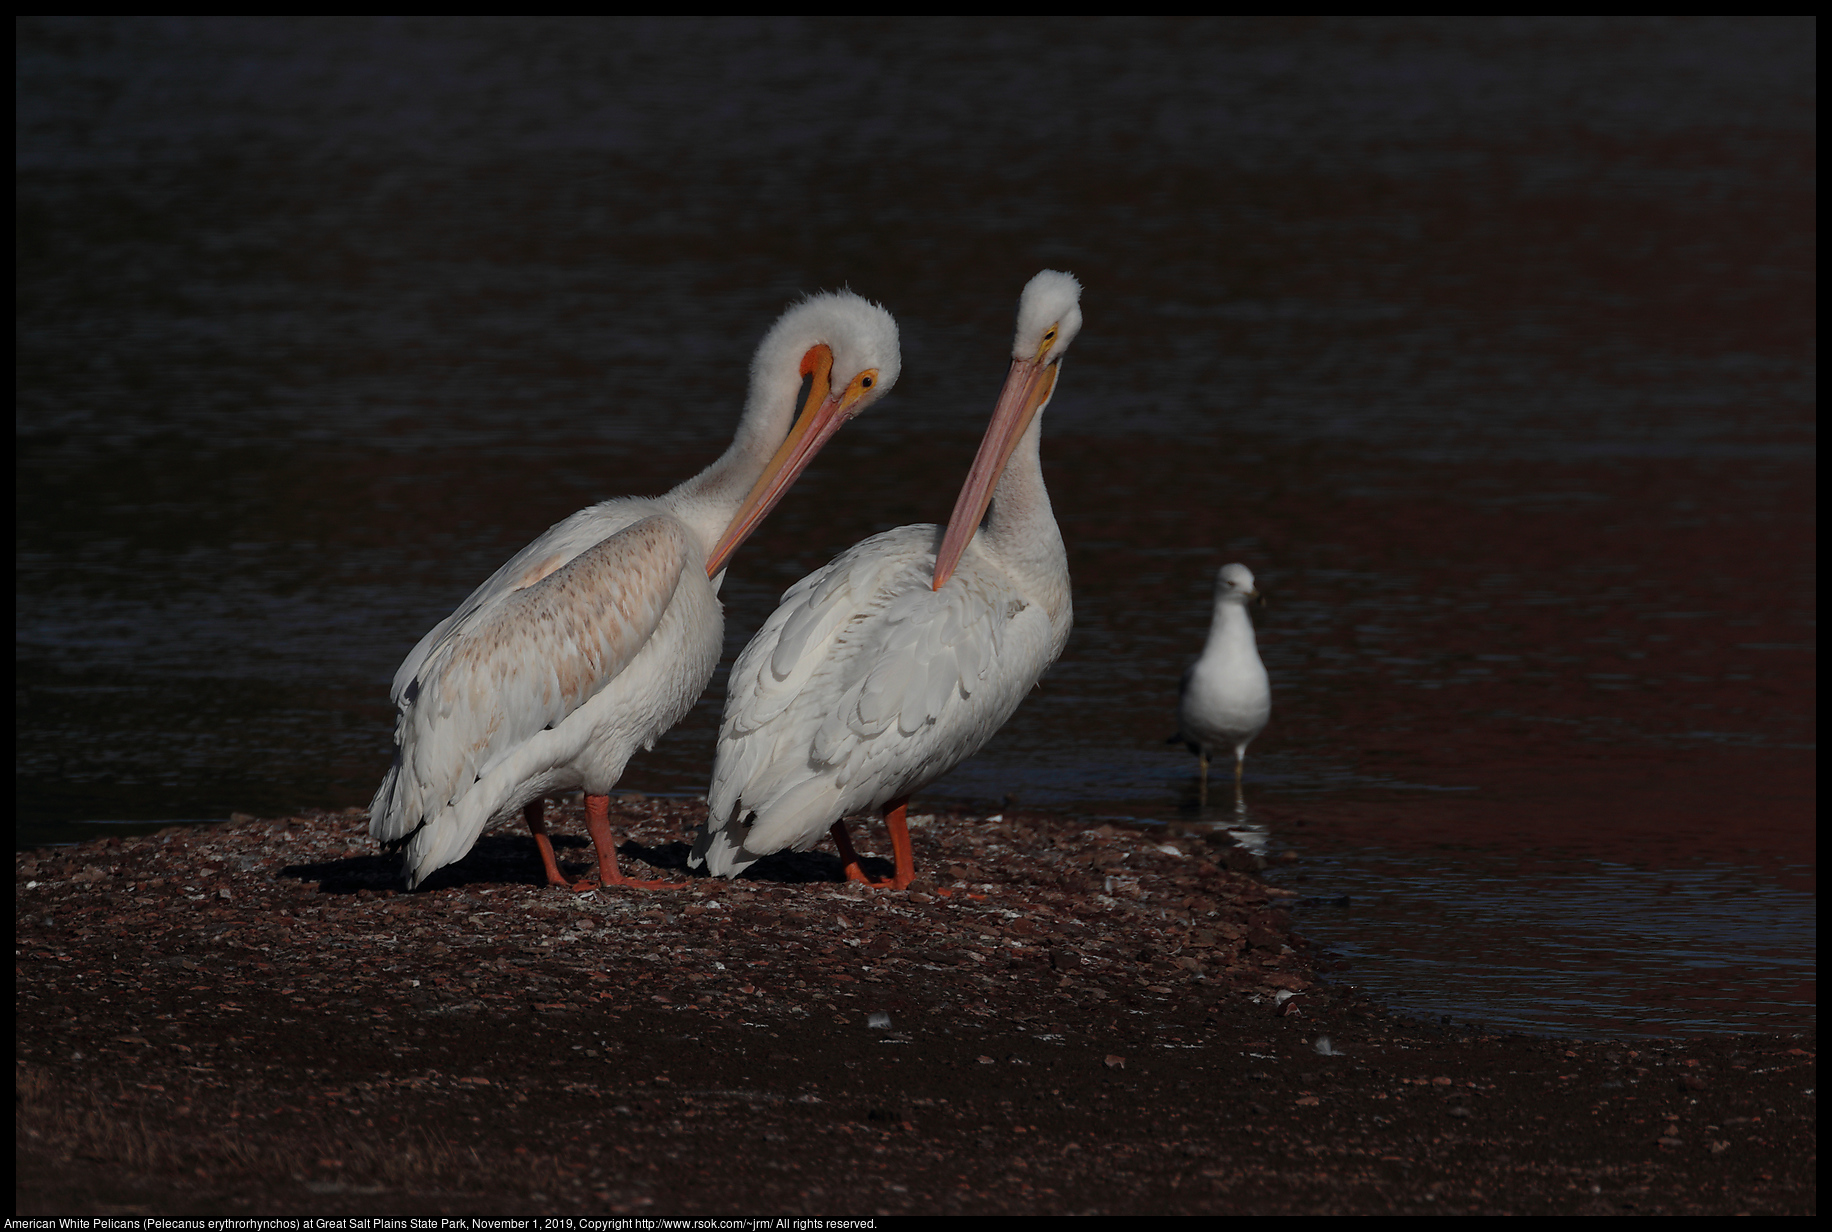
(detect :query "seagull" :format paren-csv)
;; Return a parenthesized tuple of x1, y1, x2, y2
(1174, 563, 1271, 807)
(691, 271, 1083, 890)
(369, 292, 901, 890)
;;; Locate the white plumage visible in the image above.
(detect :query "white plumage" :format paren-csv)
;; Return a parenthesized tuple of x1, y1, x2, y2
(370, 292, 901, 889)
(1175, 563, 1271, 806)
(693, 271, 1083, 888)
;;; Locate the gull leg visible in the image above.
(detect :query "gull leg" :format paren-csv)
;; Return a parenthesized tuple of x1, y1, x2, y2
(1197, 751, 1210, 810)
(584, 793, 688, 890)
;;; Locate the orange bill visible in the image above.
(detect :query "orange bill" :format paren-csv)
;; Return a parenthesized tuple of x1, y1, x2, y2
(705, 345, 846, 578)
(931, 356, 1058, 590)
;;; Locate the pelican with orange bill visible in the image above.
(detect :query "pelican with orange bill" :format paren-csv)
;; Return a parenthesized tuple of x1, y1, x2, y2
(694, 270, 1083, 892)
(371, 290, 900, 892)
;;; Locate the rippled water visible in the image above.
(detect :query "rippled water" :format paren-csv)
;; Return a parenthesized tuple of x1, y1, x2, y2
(17, 18, 1814, 1036)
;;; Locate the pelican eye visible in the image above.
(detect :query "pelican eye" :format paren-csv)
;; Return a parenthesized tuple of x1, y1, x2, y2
(1033, 324, 1062, 363)
(840, 368, 882, 408)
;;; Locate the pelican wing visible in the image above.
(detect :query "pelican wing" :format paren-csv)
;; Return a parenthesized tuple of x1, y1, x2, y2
(707, 526, 1052, 862)
(374, 515, 692, 842)
(387, 502, 650, 705)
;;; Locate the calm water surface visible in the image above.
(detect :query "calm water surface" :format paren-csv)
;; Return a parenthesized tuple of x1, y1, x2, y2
(17, 18, 1815, 1037)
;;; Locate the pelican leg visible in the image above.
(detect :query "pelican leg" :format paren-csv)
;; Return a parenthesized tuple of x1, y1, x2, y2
(831, 798, 915, 890)
(1197, 751, 1210, 810)
(881, 798, 915, 890)
(524, 799, 595, 892)
(830, 818, 868, 882)
(584, 793, 687, 891)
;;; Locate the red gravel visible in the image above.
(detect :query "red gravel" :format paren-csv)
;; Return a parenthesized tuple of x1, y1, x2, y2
(14, 802, 1816, 1215)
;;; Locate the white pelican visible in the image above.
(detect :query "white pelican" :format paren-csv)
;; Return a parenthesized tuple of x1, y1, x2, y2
(1174, 563, 1270, 807)
(692, 270, 1082, 890)
(369, 292, 901, 890)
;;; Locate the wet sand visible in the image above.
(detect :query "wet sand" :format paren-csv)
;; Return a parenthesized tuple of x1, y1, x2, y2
(15, 805, 1815, 1215)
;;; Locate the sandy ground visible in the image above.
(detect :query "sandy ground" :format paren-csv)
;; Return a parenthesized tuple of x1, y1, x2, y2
(14, 801, 1816, 1215)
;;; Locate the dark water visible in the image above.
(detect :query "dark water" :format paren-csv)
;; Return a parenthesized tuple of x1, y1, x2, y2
(17, 18, 1814, 1036)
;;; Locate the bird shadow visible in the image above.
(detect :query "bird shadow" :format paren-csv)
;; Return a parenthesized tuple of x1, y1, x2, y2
(620, 836, 895, 887)
(278, 850, 411, 895)
(278, 834, 595, 895)
(727, 846, 894, 886)
(279, 833, 890, 894)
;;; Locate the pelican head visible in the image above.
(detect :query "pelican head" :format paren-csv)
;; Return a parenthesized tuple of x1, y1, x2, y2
(1011, 269, 1084, 365)
(932, 270, 1084, 589)
(707, 292, 901, 576)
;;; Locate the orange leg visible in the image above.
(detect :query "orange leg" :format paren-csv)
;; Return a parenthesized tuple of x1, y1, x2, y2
(524, 799, 595, 892)
(526, 796, 684, 891)
(830, 818, 867, 881)
(583, 793, 687, 891)
(830, 797, 915, 890)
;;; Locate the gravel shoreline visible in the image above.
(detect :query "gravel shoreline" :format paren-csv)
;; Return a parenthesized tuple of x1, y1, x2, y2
(15, 803, 1816, 1215)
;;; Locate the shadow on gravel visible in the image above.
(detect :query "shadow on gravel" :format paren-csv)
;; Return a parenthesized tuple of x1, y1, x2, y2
(279, 832, 894, 894)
